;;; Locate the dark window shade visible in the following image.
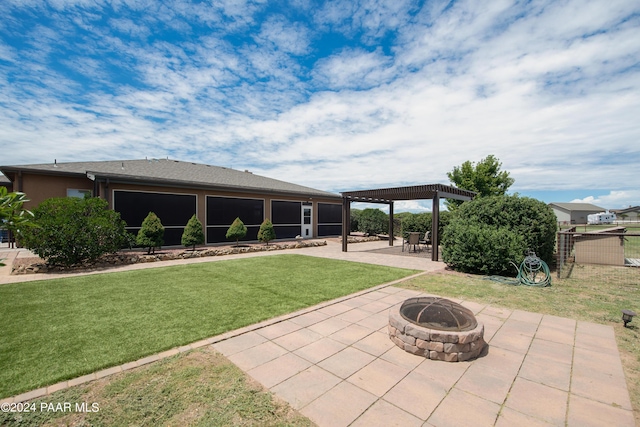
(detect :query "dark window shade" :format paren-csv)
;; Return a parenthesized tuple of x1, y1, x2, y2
(114, 191, 196, 227)
(126, 227, 184, 246)
(271, 201, 301, 224)
(273, 225, 301, 239)
(318, 225, 342, 236)
(318, 203, 342, 224)
(207, 197, 264, 226)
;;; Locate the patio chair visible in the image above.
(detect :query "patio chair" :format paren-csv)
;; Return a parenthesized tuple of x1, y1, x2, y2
(406, 232, 421, 253)
(419, 231, 431, 250)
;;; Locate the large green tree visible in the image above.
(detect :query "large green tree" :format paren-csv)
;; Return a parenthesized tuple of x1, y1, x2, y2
(446, 154, 514, 210)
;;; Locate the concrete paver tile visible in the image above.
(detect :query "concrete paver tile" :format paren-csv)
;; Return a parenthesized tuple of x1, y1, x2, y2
(336, 308, 372, 323)
(270, 365, 341, 410)
(211, 331, 268, 356)
(352, 330, 396, 356)
(574, 324, 618, 353)
(272, 328, 325, 351)
(317, 346, 376, 379)
(459, 300, 487, 315)
(359, 290, 390, 300)
(495, 407, 556, 427)
(378, 286, 403, 294)
(488, 327, 535, 354)
(427, 387, 501, 427)
(479, 306, 512, 319)
(300, 381, 377, 427)
(316, 302, 353, 317)
(288, 310, 330, 327)
(359, 300, 394, 313)
(498, 318, 540, 337)
(328, 323, 373, 345)
(504, 377, 568, 425)
(246, 352, 311, 388)
(294, 337, 347, 364)
(379, 345, 426, 370)
(307, 317, 351, 336)
(508, 309, 543, 324)
(572, 346, 626, 379)
(356, 311, 390, 330)
(570, 368, 632, 410)
(518, 353, 571, 391)
(473, 346, 525, 376)
(567, 393, 635, 427)
(227, 340, 289, 371)
(526, 338, 574, 365)
(383, 370, 447, 420)
(454, 363, 516, 404)
(539, 314, 576, 331)
(535, 321, 578, 343)
(475, 313, 504, 342)
(412, 358, 469, 391)
(351, 399, 423, 427)
(378, 294, 406, 306)
(347, 358, 409, 397)
(255, 320, 302, 340)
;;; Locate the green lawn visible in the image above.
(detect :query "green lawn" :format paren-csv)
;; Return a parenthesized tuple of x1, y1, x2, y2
(0, 254, 417, 398)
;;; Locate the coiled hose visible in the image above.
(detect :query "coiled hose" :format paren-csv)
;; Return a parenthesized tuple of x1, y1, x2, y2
(486, 251, 551, 287)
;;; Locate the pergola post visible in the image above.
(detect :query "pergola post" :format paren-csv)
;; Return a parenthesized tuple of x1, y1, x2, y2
(342, 197, 350, 252)
(431, 192, 439, 261)
(389, 201, 394, 246)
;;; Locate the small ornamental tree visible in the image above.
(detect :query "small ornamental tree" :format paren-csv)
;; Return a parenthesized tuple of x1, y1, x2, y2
(258, 218, 276, 245)
(136, 212, 164, 254)
(181, 214, 205, 250)
(226, 217, 247, 246)
(21, 197, 127, 267)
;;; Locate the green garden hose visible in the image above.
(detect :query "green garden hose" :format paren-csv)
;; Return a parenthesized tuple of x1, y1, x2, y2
(486, 251, 551, 287)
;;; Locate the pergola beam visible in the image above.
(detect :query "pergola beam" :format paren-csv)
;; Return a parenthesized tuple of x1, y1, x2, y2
(341, 183, 475, 261)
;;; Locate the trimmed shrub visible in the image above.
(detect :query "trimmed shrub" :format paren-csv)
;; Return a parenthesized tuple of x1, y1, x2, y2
(21, 197, 127, 267)
(442, 195, 557, 275)
(137, 212, 164, 254)
(226, 217, 247, 246)
(258, 218, 276, 245)
(181, 214, 205, 250)
(357, 208, 388, 236)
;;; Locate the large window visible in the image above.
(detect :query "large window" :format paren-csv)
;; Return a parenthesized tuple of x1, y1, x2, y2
(271, 200, 301, 239)
(114, 190, 196, 246)
(318, 203, 342, 236)
(206, 196, 264, 243)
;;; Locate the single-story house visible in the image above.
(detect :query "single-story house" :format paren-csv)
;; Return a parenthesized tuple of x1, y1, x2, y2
(0, 158, 343, 246)
(611, 206, 640, 222)
(549, 202, 606, 225)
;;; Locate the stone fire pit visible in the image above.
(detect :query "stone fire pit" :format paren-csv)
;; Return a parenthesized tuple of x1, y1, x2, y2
(388, 297, 486, 362)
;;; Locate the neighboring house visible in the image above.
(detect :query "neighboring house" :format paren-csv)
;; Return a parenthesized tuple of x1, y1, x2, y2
(549, 202, 606, 225)
(0, 159, 343, 246)
(611, 206, 640, 222)
(0, 173, 12, 192)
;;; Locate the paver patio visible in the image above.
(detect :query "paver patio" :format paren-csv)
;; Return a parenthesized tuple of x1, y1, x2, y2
(213, 283, 635, 426)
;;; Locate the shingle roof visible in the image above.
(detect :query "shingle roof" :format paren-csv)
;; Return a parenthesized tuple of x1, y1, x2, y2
(0, 159, 340, 199)
(549, 202, 605, 212)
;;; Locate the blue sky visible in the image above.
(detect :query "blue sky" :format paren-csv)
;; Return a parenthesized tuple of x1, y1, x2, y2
(1, 0, 639, 211)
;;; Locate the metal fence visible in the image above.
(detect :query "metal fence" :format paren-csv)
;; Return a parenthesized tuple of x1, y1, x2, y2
(556, 226, 640, 282)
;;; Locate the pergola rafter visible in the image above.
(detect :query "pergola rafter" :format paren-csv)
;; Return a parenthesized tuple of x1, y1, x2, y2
(341, 184, 476, 261)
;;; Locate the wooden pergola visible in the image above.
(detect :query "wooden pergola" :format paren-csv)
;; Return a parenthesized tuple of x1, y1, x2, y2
(341, 184, 476, 261)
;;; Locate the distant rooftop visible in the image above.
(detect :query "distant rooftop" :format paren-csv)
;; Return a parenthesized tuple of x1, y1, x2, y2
(549, 202, 605, 212)
(0, 159, 340, 199)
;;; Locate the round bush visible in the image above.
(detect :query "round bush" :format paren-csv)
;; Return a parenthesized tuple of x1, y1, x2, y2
(442, 195, 557, 275)
(356, 208, 388, 236)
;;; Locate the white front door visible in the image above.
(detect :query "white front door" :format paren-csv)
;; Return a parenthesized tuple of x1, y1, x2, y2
(301, 203, 313, 238)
